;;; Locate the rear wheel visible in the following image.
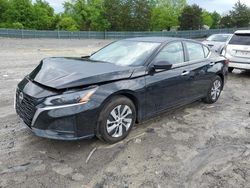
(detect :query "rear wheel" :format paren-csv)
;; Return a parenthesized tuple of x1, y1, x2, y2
(203, 76, 223, 104)
(96, 96, 136, 144)
(228, 67, 234, 73)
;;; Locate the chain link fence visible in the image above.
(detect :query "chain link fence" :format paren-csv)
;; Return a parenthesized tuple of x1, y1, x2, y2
(0, 28, 248, 39)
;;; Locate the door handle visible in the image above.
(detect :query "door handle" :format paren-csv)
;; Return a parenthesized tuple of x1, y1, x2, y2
(181, 71, 190, 76)
(209, 62, 215, 66)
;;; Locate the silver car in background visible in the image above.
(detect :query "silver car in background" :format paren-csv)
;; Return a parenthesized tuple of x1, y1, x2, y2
(223, 30, 250, 72)
(203, 34, 232, 54)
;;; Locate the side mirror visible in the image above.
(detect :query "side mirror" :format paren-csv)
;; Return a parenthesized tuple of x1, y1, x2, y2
(153, 61, 172, 70)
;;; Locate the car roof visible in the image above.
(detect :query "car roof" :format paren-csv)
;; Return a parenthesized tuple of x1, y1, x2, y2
(235, 30, 250, 34)
(124, 37, 185, 43)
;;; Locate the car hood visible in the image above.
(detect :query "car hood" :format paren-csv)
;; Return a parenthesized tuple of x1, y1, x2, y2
(203, 41, 225, 52)
(29, 57, 134, 90)
(203, 41, 224, 47)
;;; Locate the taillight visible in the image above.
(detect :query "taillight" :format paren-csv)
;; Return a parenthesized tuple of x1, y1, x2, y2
(224, 59, 229, 65)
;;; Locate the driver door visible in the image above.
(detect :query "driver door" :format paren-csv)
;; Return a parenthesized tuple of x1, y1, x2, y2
(145, 41, 193, 116)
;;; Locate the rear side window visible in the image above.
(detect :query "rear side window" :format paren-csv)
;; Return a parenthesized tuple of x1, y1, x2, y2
(154, 42, 184, 64)
(229, 34, 250, 45)
(186, 42, 205, 61)
(203, 46, 210, 57)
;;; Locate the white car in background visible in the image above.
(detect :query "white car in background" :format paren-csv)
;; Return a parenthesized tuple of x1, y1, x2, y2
(203, 34, 232, 53)
(223, 30, 250, 72)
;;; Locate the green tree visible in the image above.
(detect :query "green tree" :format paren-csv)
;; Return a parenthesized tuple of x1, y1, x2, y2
(86, 0, 110, 30)
(202, 10, 213, 27)
(104, 0, 152, 31)
(63, 0, 110, 31)
(130, 0, 152, 31)
(103, 0, 123, 30)
(230, 0, 250, 28)
(4, 0, 35, 28)
(220, 15, 233, 28)
(57, 16, 79, 31)
(151, 0, 186, 31)
(33, 0, 55, 30)
(210, 11, 221, 29)
(0, 0, 9, 22)
(179, 4, 203, 30)
(63, 0, 88, 30)
(12, 22, 24, 29)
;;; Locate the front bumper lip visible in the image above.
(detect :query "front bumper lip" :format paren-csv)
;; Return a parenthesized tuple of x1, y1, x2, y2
(30, 127, 94, 141)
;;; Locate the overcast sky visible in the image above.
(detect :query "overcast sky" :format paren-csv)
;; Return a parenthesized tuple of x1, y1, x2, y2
(47, 0, 250, 14)
(189, 0, 250, 14)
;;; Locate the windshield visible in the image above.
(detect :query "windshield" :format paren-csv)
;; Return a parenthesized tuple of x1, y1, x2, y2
(207, 34, 231, 42)
(89, 40, 160, 66)
(229, 34, 250, 45)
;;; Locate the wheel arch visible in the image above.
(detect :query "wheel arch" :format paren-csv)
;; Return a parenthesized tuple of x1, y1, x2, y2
(216, 72, 224, 89)
(98, 90, 140, 123)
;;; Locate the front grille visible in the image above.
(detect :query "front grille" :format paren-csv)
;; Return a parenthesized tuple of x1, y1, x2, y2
(15, 89, 37, 127)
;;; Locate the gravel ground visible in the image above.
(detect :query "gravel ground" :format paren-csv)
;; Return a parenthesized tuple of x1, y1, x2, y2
(0, 38, 250, 188)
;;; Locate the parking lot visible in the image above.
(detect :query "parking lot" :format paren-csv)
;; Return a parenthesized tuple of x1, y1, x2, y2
(0, 38, 250, 188)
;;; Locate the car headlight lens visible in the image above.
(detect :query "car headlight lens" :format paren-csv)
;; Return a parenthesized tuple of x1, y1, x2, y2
(44, 87, 97, 106)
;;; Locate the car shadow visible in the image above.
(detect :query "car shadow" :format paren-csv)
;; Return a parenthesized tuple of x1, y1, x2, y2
(230, 69, 250, 78)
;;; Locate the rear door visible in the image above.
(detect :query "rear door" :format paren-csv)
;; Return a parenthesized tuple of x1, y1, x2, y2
(183, 41, 214, 98)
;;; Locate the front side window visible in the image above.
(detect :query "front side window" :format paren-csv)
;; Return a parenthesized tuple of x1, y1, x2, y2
(154, 42, 184, 64)
(90, 40, 160, 66)
(186, 42, 205, 61)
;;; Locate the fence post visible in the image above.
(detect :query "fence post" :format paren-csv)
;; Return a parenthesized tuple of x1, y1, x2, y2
(104, 30, 106, 39)
(7, 29, 9, 38)
(57, 30, 60, 39)
(21, 29, 24, 39)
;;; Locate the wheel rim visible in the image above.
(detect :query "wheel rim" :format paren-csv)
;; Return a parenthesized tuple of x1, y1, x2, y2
(106, 105, 133, 138)
(211, 79, 222, 100)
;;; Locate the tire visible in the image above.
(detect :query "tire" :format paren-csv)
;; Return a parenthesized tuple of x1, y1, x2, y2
(202, 76, 223, 104)
(96, 96, 136, 144)
(228, 67, 234, 73)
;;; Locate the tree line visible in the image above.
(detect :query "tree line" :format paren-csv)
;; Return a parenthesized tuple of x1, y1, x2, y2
(0, 0, 250, 31)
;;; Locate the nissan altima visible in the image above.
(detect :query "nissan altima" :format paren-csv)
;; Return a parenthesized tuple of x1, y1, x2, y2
(15, 37, 228, 143)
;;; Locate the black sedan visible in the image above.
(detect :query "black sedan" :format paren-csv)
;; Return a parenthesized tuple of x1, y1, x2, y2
(15, 37, 228, 143)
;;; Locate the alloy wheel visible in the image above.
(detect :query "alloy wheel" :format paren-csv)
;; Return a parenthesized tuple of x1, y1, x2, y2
(106, 105, 133, 138)
(211, 79, 222, 100)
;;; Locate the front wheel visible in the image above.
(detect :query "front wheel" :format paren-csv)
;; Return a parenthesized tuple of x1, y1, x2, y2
(203, 76, 223, 104)
(96, 96, 136, 144)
